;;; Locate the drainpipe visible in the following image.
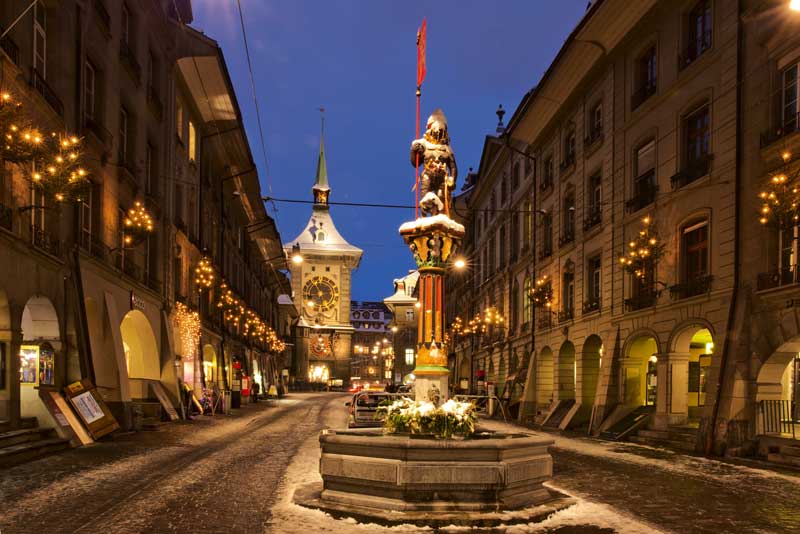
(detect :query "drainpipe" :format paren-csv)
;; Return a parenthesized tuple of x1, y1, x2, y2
(707, 0, 742, 456)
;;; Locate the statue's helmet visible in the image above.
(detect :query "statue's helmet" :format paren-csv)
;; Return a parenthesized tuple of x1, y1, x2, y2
(425, 109, 449, 144)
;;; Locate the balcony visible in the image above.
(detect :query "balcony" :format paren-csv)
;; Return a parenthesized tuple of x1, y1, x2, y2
(631, 83, 656, 111)
(582, 298, 600, 315)
(83, 116, 113, 149)
(0, 201, 12, 232)
(626, 175, 658, 214)
(93, 0, 111, 36)
(558, 308, 574, 323)
(537, 310, 556, 330)
(679, 31, 712, 71)
(539, 176, 554, 193)
(624, 290, 659, 312)
(147, 86, 163, 121)
(31, 224, 61, 257)
(0, 28, 19, 66)
(78, 232, 111, 262)
(760, 113, 800, 149)
(584, 128, 603, 150)
(757, 266, 799, 291)
(669, 274, 713, 300)
(670, 155, 712, 190)
(119, 41, 142, 85)
(30, 68, 63, 116)
(539, 243, 553, 260)
(558, 228, 575, 247)
(584, 206, 602, 231)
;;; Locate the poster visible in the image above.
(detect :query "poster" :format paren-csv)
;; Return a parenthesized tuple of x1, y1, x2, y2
(72, 391, 104, 424)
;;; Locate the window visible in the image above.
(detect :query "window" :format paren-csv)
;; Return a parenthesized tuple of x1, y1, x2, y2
(405, 348, 415, 366)
(33, 1, 46, 76)
(84, 61, 96, 122)
(510, 212, 519, 262)
(490, 192, 496, 219)
(562, 269, 574, 315)
(633, 46, 657, 109)
(523, 200, 532, 250)
(405, 309, 414, 321)
(541, 211, 553, 257)
(523, 276, 532, 324)
(30, 181, 45, 231)
(684, 0, 712, 67)
(684, 104, 710, 166)
(563, 131, 576, 167)
(500, 176, 507, 203)
(630, 140, 657, 211)
(145, 143, 157, 195)
(542, 155, 554, 189)
(587, 255, 601, 306)
(588, 102, 603, 142)
(176, 99, 184, 140)
(525, 154, 533, 178)
(499, 225, 506, 267)
(489, 236, 496, 273)
(188, 120, 197, 162)
(562, 190, 575, 244)
(121, 4, 131, 47)
(682, 220, 708, 282)
(783, 64, 799, 132)
(511, 279, 519, 329)
(79, 187, 92, 247)
(512, 162, 520, 190)
(119, 107, 129, 164)
(174, 183, 184, 226)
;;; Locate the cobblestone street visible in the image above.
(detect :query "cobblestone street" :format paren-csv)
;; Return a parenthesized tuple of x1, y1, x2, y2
(2, 393, 798, 533)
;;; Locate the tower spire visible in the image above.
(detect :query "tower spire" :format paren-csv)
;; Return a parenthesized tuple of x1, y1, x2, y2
(313, 108, 330, 206)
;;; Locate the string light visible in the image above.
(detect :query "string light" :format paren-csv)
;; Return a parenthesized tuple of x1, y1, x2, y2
(175, 302, 200, 361)
(758, 170, 800, 227)
(529, 274, 553, 308)
(0, 92, 46, 164)
(194, 257, 215, 292)
(618, 215, 665, 280)
(123, 201, 154, 246)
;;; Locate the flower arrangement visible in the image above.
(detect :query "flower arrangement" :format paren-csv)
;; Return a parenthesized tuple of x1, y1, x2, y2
(377, 397, 478, 439)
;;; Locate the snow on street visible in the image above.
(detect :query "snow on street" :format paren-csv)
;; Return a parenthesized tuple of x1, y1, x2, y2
(1, 393, 798, 533)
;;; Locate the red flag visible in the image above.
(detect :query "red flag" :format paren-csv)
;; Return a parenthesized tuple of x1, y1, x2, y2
(416, 18, 427, 87)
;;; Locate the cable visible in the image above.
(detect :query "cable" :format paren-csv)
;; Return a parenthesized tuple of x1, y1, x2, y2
(235, 0, 277, 216)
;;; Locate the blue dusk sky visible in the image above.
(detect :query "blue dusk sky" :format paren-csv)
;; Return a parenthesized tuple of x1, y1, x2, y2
(191, 0, 589, 301)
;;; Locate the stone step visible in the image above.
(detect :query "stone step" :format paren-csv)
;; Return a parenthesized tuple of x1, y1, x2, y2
(0, 437, 70, 468)
(629, 435, 697, 452)
(131, 401, 163, 420)
(0, 427, 54, 448)
(780, 445, 800, 458)
(768, 452, 800, 468)
(0, 417, 38, 433)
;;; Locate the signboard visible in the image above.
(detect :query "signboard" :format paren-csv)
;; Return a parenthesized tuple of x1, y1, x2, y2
(149, 381, 179, 421)
(65, 379, 119, 439)
(38, 389, 94, 446)
(130, 291, 145, 311)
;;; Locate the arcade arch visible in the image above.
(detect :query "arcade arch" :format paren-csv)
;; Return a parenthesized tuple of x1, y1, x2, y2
(580, 335, 603, 407)
(624, 333, 658, 407)
(120, 310, 159, 400)
(537, 346, 554, 406)
(19, 296, 60, 423)
(557, 341, 576, 400)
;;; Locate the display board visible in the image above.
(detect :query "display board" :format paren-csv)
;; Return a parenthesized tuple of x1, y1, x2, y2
(39, 389, 94, 446)
(64, 379, 120, 439)
(149, 381, 179, 421)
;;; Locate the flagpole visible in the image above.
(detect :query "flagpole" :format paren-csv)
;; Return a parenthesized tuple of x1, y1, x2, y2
(415, 18, 426, 220)
(415, 86, 420, 220)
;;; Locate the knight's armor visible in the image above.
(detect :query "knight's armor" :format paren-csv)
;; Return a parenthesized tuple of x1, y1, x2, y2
(410, 109, 457, 217)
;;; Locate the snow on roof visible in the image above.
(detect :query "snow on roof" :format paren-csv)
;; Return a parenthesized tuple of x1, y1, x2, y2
(283, 205, 362, 256)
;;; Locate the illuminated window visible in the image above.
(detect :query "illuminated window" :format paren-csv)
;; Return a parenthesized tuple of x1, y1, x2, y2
(188, 120, 197, 162)
(405, 348, 415, 366)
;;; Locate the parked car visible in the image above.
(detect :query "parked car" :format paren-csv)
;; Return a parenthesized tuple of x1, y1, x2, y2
(345, 391, 403, 428)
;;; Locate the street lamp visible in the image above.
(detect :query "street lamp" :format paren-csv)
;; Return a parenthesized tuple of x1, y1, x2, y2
(791, 0, 800, 11)
(261, 243, 303, 266)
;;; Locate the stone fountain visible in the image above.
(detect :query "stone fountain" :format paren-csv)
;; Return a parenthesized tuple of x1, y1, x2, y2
(293, 110, 572, 527)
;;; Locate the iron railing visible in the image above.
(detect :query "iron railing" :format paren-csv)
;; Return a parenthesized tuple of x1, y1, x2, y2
(582, 298, 600, 315)
(585, 128, 603, 149)
(94, 0, 111, 34)
(584, 206, 602, 230)
(559, 153, 576, 172)
(669, 274, 713, 300)
(757, 266, 799, 291)
(539, 242, 553, 260)
(31, 224, 60, 257)
(679, 30, 712, 70)
(83, 116, 113, 148)
(626, 172, 658, 213)
(558, 228, 575, 247)
(631, 83, 657, 110)
(558, 308, 574, 323)
(757, 399, 797, 439)
(30, 68, 63, 116)
(538, 310, 556, 330)
(0, 29, 19, 66)
(761, 112, 800, 149)
(0, 201, 12, 232)
(670, 155, 712, 190)
(624, 290, 659, 312)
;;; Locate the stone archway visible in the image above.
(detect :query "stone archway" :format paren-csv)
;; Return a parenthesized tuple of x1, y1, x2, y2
(623, 333, 659, 407)
(202, 344, 218, 388)
(556, 341, 576, 400)
(120, 310, 160, 401)
(19, 296, 60, 423)
(0, 288, 10, 420)
(458, 356, 470, 392)
(580, 335, 603, 408)
(537, 346, 554, 405)
(669, 323, 715, 424)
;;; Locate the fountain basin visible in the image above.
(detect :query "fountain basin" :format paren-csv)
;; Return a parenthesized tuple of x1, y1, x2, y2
(293, 427, 571, 526)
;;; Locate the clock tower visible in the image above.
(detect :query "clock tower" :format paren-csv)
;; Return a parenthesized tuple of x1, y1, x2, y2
(284, 127, 362, 386)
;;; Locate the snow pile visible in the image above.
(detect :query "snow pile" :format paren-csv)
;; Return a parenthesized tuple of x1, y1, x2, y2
(399, 214, 465, 234)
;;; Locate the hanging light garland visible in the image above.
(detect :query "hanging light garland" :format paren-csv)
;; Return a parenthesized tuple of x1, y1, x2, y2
(175, 302, 201, 361)
(0, 92, 46, 164)
(122, 201, 154, 246)
(30, 133, 91, 203)
(758, 168, 800, 228)
(618, 215, 666, 280)
(194, 257, 215, 292)
(528, 274, 553, 308)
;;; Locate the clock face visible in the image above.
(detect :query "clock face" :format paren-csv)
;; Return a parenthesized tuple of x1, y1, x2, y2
(303, 276, 339, 313)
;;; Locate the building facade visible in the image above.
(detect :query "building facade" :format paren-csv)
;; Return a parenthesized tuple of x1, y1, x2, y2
(284, 134, 362, 387)
(0, 0, 293, 432)
(385, 270, 420, 386)
(349, 301, 393, 388)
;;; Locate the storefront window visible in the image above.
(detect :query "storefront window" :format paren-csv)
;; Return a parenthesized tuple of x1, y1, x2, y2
(39, 344, 54, 385)
(19, 345, 39, 384)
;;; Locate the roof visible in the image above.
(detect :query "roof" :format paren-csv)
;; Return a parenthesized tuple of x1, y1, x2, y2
(313, 133, 330, 192)
(384, 271, 419, 307)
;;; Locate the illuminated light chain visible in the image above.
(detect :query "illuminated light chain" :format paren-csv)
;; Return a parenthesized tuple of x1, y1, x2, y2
(213, 278, 286, 352)
(529, 274, 553, 308)
(758, 163, 800, 227)
(175, 301, 201, 361)
(618, 215, 666, 280)
(194, 257, 215, 292)
(31, 133, 90, 203)
(0, 92, 47, 164)
(123, 201, 154, 246)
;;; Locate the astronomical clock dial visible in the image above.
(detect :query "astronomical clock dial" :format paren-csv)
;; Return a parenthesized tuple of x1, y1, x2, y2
(303, 275, 339, 313)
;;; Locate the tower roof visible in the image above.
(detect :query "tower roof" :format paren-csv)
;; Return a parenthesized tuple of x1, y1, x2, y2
(312, 133, 330, 192)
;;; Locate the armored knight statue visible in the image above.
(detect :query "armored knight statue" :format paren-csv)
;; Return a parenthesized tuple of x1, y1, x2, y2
(410, 109, 457, 217)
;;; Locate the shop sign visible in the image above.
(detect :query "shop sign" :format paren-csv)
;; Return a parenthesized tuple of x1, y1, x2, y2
(65, 378, 120, 439)
(130, 291, 145, 312)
